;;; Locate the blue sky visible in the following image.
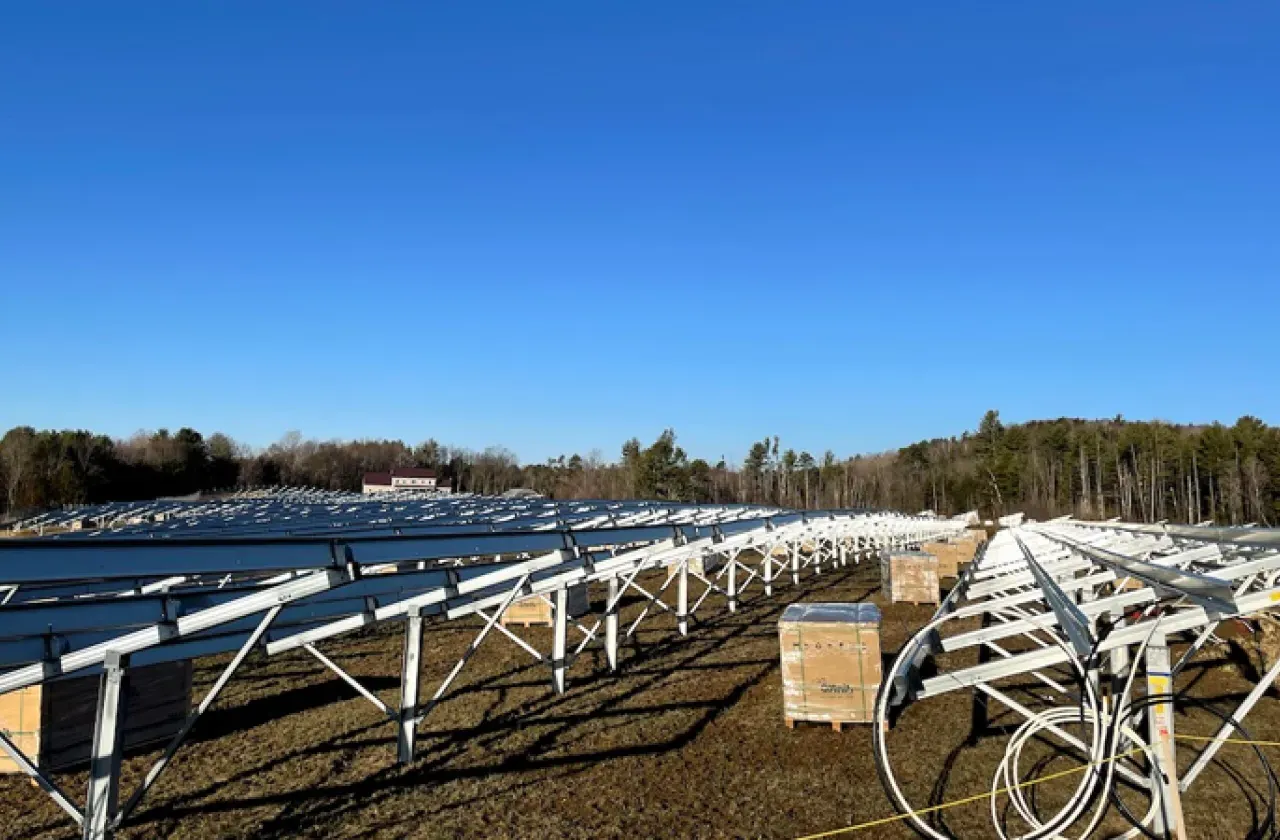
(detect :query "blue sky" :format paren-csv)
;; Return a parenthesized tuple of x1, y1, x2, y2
(2, 2, 1277, 465)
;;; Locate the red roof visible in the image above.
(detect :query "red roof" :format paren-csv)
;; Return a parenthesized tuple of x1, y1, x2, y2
(363, 468, 438, 486)
(392, 467, 437, 479)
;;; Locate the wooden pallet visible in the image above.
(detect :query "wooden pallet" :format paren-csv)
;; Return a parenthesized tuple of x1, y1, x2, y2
(785, 717, 889, 734)
(785, 717, 868, 732)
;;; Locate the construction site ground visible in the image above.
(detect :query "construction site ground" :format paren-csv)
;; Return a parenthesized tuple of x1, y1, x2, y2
(3, 560, 1276, 839)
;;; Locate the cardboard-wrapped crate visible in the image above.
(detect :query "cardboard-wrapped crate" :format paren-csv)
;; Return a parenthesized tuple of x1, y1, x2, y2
(921, 541, 965, 578)
(966, 527, 989, 545)
(926, 537, 972, 578)
(779, 603, 882, 730)
(500, 581, 590, 627)
(880, 550, 940, 605)
(0, 660, 192, 773)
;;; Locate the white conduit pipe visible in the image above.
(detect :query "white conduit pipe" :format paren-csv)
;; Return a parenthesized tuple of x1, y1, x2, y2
(874, 608, 1169, 840)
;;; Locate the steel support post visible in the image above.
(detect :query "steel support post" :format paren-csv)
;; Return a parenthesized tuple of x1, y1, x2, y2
(83, 651, 129, 840)
(727, 555, 738, 613)
(552, 585, 568, 694)
(968, 614, 995, 744)
(839, 541, 848, 567)
(677, 561, 689, 636)
(605, 575, 620, 671)
(397, 605, 424, 763)
(790, 543, 800, 585)
(1145, 639, 1186, 839)
(1108, 609, 1131, 705)
(764, 550, 774, 596)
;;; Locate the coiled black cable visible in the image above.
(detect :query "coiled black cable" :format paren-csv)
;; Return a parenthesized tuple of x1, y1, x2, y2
(1110, 693, 1279, 840)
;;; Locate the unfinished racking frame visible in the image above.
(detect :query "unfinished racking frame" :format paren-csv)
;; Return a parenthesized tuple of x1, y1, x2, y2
(876, 517, 1280, 840)
(0, 492, 963, 839)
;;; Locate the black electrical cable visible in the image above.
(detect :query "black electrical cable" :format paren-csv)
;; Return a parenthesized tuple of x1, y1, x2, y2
(1109, 693, 1279, 840)
(1073, 604, 1277, 839)
(1086, 613, 1170, 840)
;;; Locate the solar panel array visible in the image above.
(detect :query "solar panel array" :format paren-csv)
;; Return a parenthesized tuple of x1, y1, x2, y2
(0, 490, 964, 839)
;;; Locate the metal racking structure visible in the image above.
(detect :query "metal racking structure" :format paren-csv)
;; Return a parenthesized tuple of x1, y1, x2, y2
(0, 492, 963, 839)
(876, 517, 1280, 840)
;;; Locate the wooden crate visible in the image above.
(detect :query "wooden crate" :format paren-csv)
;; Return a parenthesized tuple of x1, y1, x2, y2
(500, 582, 590, 627)
(921, 540, 977, 578)
(0, 686, 42, 772)
(921, 542, 957, 578)
(0, 660, 192, 773)
(779, 602, 882, 727)
(880, 550, 940, 605)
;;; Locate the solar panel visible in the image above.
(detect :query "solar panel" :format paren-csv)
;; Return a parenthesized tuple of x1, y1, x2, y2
(0, 490, 963, 839)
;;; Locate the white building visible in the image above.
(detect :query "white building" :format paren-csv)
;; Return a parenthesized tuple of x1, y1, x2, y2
(362, 468, 451, 495)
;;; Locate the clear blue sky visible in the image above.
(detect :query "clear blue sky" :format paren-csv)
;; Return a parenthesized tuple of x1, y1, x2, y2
(2, 2, 1277, 465)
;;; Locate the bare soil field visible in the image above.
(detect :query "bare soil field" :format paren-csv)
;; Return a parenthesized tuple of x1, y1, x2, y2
(3, 561, 1277, 839)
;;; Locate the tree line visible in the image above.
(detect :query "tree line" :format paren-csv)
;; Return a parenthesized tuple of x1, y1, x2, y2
(2, 412, 1277, 526)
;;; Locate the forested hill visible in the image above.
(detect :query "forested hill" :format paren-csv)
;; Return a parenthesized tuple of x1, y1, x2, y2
(2, 412, 1277, 526)
(899, 412, 1277, 526)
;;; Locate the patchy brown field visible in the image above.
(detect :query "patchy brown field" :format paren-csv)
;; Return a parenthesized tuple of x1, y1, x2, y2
(3, 561, 1277, 839)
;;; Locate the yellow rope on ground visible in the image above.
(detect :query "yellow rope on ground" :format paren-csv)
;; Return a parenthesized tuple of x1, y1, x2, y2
(797, 734, 1280, 840)
(1175, 734, 1280, 748)
(794, 747, 1146, 839)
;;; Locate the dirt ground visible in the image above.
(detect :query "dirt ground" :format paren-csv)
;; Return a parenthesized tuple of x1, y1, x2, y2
(3, 561, 1278, 839)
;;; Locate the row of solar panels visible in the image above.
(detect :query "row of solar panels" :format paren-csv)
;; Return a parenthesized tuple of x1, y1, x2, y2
(10, 491, 797, 543)
(0, 508, 960, 694)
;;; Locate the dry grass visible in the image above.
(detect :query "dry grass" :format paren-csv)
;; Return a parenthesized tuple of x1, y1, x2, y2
(2, 563, 1277, 839)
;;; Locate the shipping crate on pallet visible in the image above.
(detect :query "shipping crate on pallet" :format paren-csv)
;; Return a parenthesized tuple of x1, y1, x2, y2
(500, 581, 590, 627)
(880, 550, 940, 605)
(920, 542, 958, 578)
(920, 539, 977, 578)
(0, 660, 192, 773)
(779, 603, 882, 729)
